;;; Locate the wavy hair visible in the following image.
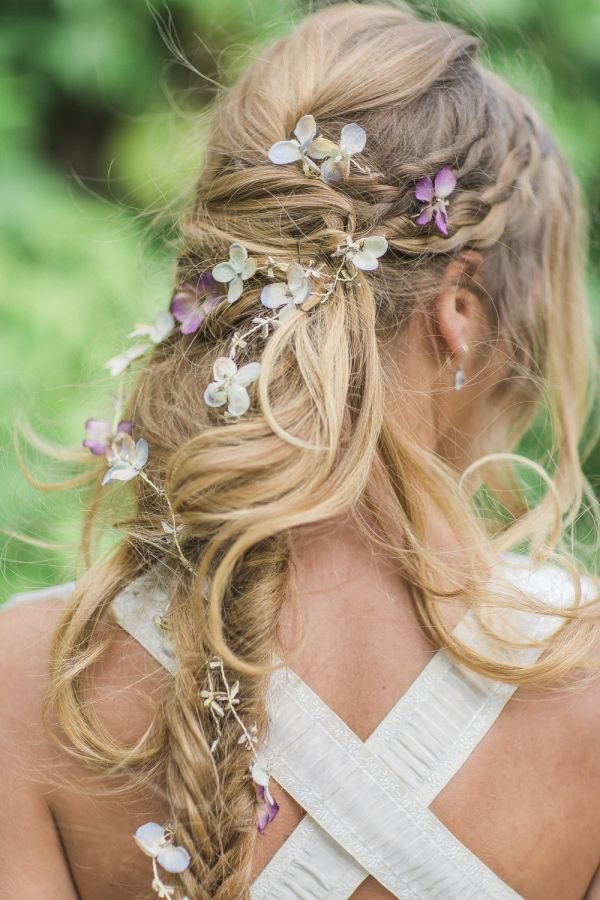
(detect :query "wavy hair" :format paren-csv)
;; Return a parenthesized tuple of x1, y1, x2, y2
(41, 3, 600, 897)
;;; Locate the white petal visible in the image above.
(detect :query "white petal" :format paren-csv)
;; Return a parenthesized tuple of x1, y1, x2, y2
(227, 276, 244, 303)
(306, 137, 339, 160)
(105, 351, 132, 377)
(156, 845, 191, 874)
(151, 310, 175, 343)
(260, 282, 289, 309)
(233, 362, 261, 386)
(362, 235, 388, 258)
(228, 243, 248, 271)
(241, 258, 257, 280)
(203, 382, 228, 408)
(320, 157, 341, 183)
(212, 262, 236, 283)
(294, 114, 317, 149)
(134, 822, 165, 857)
(227, 383, 251, 417)
(102, 463, 140, 485)
(213, 356, 237, 381)
(251, 753, 269, 786)
(133, 438, 149, 469)
(340, 123, 366, 156)
(286, 262, 305, 292)
(105, 344, 147, 376)
(351, 250, 379, 271)
(268, 140, 301, 164)
(291, 277, 312, 304)
(127, 323, 151, 339)
(278, 302, 299, 323)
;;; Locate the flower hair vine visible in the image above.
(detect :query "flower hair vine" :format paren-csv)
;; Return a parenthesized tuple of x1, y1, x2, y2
(268, 114, 382, 183)
(79, 115, 459, 895)
(202, 656, 279, 832)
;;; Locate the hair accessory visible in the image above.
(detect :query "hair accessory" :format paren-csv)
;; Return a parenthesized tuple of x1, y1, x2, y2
(212, 243, 258, 304)
(134, 822, 191, 899)
(453, 364, 466, 391)
(83, 125, 390, 875)
(203, 357, 262, 417)
(170, 274, 221, 335)
(203, 657, 280, 829)
(260, 261, 313, 322)
(414, 166, 457, 236)
(332, 235, 389, 271)
(83, 417, 132, 456)
(105, 311, 175, 376)
(268, 114, 380, 183)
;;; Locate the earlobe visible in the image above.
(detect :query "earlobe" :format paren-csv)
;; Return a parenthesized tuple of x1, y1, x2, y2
(434, 251, 483, 357)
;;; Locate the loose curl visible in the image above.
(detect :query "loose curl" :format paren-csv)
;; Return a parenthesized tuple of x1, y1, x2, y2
(40, 3, 600, 898)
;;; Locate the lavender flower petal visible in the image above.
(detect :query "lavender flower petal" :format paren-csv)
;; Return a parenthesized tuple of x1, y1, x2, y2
(434, 166, 456, 199)
(414, 175, 434, 203)
(170, 288, 196, 323)
(415, 206, 434, 226)
(83, 419, 111, 456)
(255, 783, 279, 833)
(433, 206, 449, 236)
(181, 308, 206, 335)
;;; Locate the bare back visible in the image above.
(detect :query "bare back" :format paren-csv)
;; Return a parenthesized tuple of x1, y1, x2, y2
(2, 538, 600, 899)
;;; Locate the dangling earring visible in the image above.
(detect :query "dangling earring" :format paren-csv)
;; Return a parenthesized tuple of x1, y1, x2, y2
(453, 344, 468, 391)
(453, 365, 465, 391)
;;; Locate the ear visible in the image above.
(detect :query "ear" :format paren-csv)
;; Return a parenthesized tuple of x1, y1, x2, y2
(434, 251, 485, 357)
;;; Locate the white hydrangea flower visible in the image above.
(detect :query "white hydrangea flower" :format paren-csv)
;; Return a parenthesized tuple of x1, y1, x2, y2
(308, 123, 367, 182)
(134, 822, 191, 874)
(212, 243, 257, 304)
(101, 435, 148, 486)
(128, 310, 175, 343)
(333, 235, 388, 271)
(268, 115, 321, 175)
(105, 343, 148, 376)
(105, 311, 175, 376)
(203, 357, 261, 417)
(260, 262, 312, 322)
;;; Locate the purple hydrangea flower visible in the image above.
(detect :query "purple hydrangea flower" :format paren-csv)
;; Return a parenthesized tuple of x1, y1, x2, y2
(255, 782, 280, 833)
(414, 166, 457, 236)
(170, 272, 222, 335)
(251, 752, 279, 833)
(83, 418, 132, 456)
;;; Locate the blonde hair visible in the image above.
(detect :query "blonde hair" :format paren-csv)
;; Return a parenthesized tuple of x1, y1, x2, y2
(41, 3, 600, 897)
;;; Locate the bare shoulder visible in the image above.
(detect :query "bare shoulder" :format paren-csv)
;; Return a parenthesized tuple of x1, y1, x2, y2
(0, 584, 170, 745)
(0, 591, 68, 722)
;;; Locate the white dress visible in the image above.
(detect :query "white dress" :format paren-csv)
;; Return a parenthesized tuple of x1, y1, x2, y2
(5, 554, 594, 899)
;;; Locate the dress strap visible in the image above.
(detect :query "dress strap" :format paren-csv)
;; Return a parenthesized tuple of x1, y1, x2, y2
(110, 571, 176, 674)
(259, 663, 521, 900)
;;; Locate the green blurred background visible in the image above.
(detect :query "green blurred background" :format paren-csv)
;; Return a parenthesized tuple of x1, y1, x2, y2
(1, 0, 599, 600)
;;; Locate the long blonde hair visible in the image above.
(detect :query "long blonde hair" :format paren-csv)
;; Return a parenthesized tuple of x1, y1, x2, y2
(42, 3, 599, 897)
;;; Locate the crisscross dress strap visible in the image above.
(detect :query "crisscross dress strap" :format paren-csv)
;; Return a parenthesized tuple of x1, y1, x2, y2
(258, 656, 522, 900)
(108, 555, 592, 899)
(252, 557, 588, 899)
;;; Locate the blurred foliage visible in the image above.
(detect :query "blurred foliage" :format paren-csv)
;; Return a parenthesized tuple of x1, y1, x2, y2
(1, 0, 599, 598)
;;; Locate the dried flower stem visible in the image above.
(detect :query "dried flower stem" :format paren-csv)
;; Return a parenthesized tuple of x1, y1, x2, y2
(139, 472, 194, 575)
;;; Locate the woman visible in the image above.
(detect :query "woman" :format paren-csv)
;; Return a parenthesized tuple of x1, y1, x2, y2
(2, 3, 600, 898)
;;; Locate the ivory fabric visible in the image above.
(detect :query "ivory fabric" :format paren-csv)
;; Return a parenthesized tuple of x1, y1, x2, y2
(4, 554, 595, 898)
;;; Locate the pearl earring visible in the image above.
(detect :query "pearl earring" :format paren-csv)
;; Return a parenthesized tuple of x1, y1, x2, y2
(453, 344, 468, 391)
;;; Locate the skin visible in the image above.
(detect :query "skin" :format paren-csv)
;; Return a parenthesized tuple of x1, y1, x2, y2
(1, 251, 599, 899)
